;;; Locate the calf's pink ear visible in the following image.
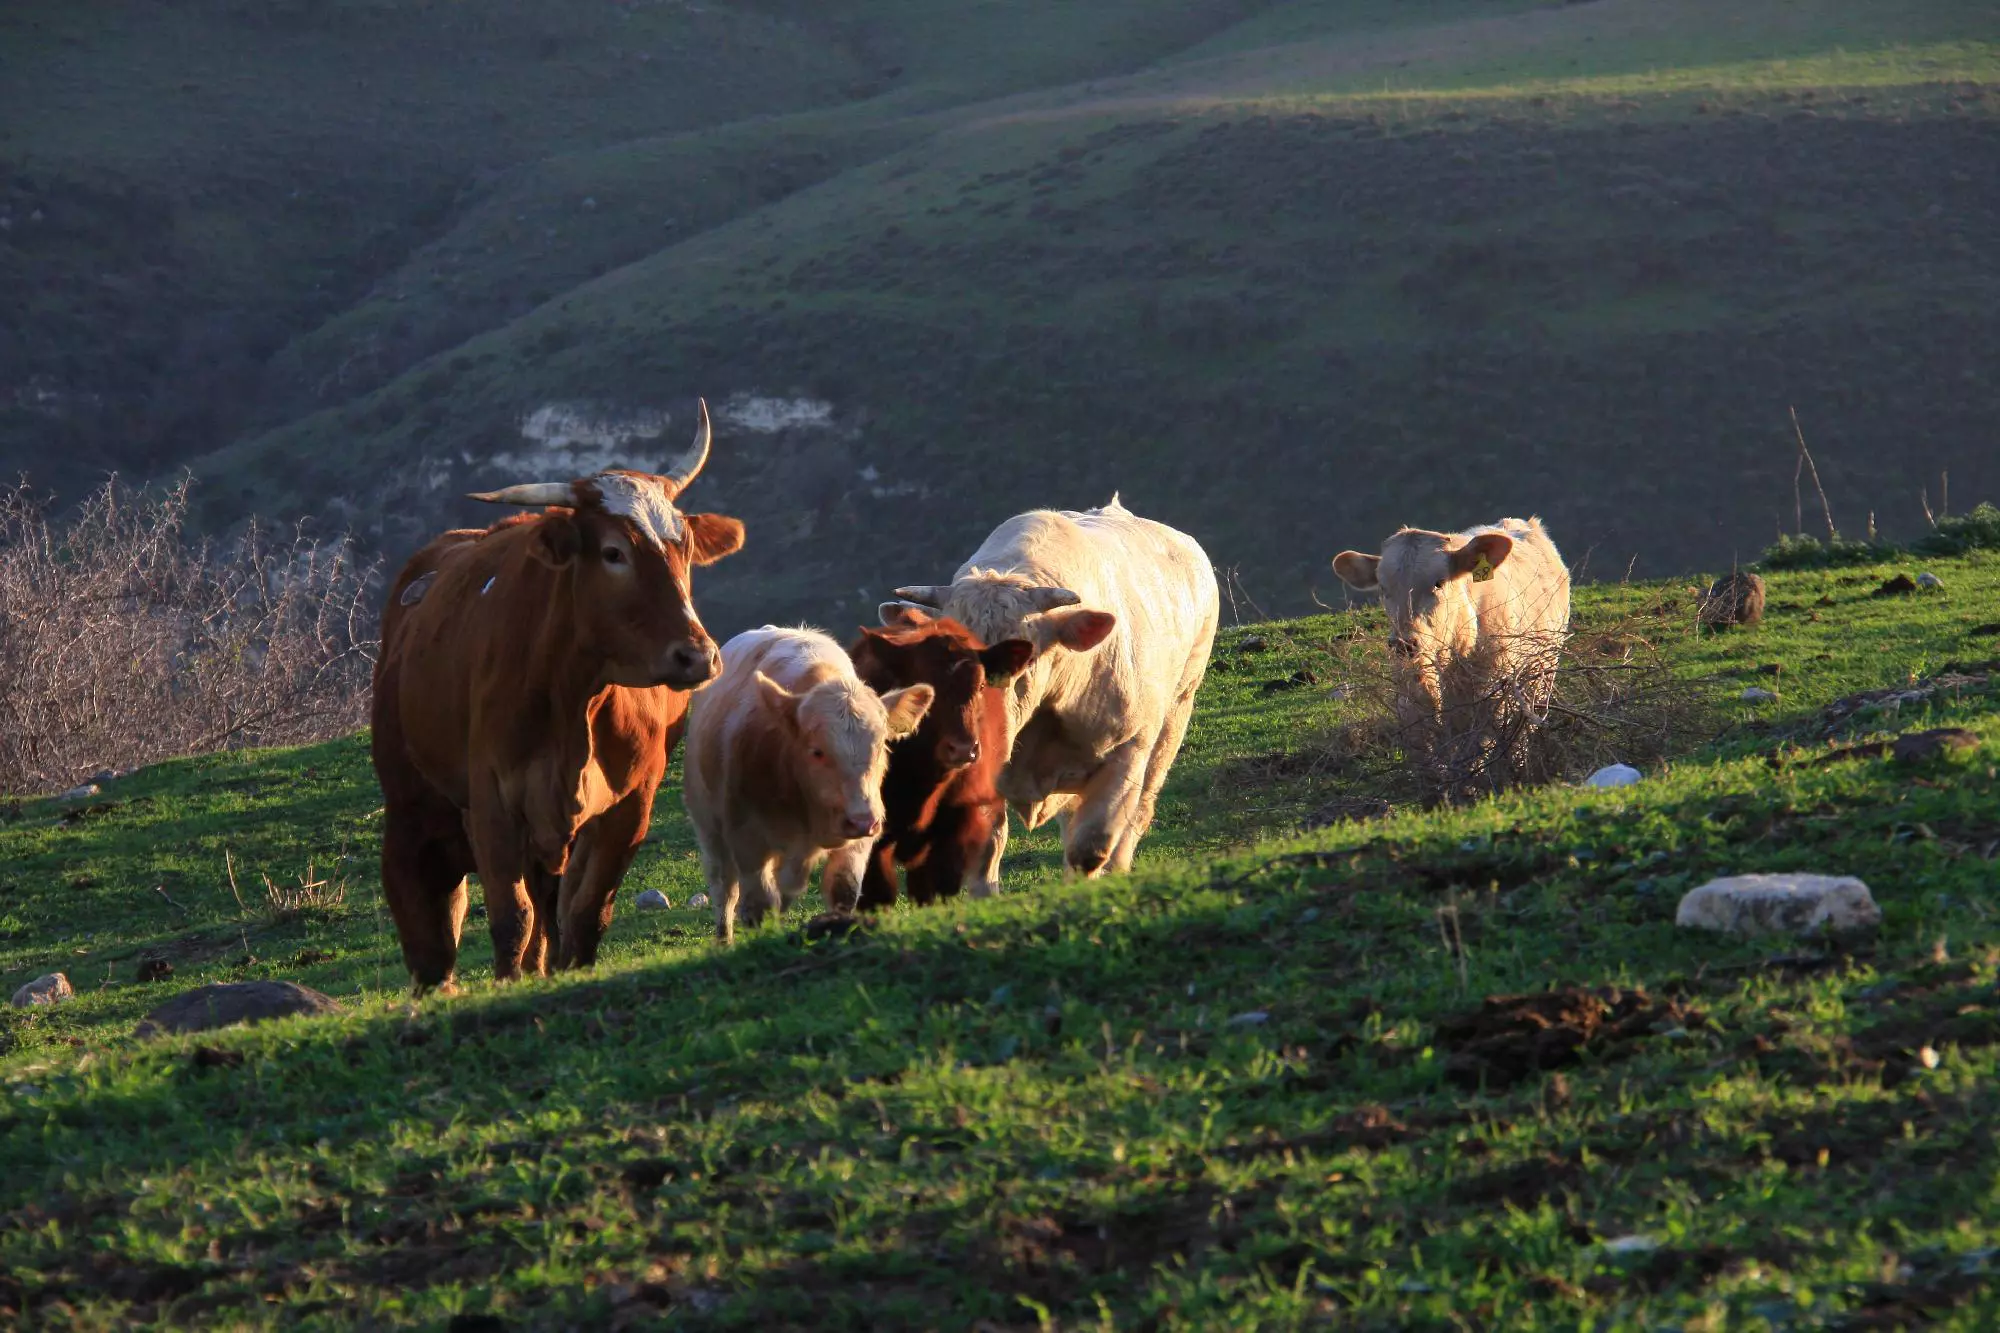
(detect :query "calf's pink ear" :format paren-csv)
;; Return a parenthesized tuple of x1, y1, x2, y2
(752, 671, 803, 730)
(881, 683, 936, 739)
(1047, 608, 1117, 653)
(1449, 532, 1513, 579)
(1332, 551, 1380, 591)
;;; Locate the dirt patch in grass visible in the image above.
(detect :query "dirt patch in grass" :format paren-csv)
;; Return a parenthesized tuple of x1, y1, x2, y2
(1434, 986, 1710, 1090)
(1449, 1151, 1586, 1209)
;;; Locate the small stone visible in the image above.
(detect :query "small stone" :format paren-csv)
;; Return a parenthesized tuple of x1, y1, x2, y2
(1236, 634, 1269, 653)
(635, 888, 671, 910)
(1600, 1235, 1662, 1256)
(134, 981, 343, 1037)
(56, 783, 101, 801)
(1226, 1010, 1271, 1027)
(687, 892, 710, 910)
(11, 973, 73, 1007)
(1676, 873, 1881, 936)
(1584, 763, 1642, 788)
(1740, 687, 1778, 703)
(1918, 1044, 1940, 1070)
(1916, 571, 1943, 589)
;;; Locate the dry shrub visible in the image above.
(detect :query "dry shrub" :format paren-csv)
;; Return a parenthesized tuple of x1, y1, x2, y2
(0, 478, 379, 794)
(1311, 605, 1717, 812)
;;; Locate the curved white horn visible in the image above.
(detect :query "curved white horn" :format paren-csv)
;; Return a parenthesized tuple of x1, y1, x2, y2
(1025, 587, 1082, 612)
(468, 482, 574, 507)
(661, 397, 712, 488)
(892, 584, 950, 607)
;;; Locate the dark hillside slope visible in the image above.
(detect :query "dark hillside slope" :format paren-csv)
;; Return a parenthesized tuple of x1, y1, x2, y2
(202, 95, 2000, 632)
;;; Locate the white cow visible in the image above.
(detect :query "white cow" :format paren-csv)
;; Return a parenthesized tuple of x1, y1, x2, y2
(682, 627, 933, 942)
(1331, 515, 1571, 736)
(880, 495, 1218, 880)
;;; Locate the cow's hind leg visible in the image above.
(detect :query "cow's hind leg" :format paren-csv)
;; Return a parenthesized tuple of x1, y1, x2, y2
(1110, 684, 1201, 872)
(382, 809, 471, 994)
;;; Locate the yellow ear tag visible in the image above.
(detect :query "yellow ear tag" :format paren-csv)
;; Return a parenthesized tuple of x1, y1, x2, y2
(1471, 554, 1496, 583)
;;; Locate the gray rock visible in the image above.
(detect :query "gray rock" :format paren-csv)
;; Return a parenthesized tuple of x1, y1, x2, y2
(134, 981, 343, 1037)
(1584, 763, 1642, 788)
(1917, 571, 1943, 589)
(1676, 873, 1881, 936)
(1226, 1010, 1271, 1027)
(635, 888, 671, 910)
(687, 892, 711, 910)
(56, 783, 101, 801)
(11, 973, 73, 1007)
(1740, 687, 1778, 703)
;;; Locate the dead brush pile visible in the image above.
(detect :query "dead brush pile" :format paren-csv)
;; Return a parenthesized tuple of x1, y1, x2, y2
(1303, 600, 1720, 817)
(0, 478, 379, 794)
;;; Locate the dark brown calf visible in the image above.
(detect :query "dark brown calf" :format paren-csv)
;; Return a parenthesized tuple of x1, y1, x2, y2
(835, 612, 1034, 909)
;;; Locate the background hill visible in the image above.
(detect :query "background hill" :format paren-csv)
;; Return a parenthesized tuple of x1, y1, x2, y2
(3, 0, 1997, 631)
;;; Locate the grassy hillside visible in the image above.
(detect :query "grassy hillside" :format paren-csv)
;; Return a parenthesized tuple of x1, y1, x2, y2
(2, 1, 1994, 632)
(5, 551, 1998, 1327)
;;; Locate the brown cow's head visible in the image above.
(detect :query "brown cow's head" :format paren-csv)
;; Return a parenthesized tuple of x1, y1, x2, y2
(1332, 527, 1514, 670)
(470, 399, 746, 690)
(848, 611, 1036, 771)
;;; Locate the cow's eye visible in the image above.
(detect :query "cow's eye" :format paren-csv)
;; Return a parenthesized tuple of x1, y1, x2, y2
(1431, 579, 1445, 592)
(602, 546, 625, 565)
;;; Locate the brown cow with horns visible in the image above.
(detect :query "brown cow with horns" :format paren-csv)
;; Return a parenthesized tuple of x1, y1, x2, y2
(371, 401, 744, 992)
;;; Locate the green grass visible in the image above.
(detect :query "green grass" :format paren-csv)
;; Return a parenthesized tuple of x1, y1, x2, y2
(6, 553, 2000, 1327)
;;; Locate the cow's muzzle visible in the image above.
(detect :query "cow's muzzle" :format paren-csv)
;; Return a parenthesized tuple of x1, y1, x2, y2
(657, 640, 721, 689)
(939, 738, 979, 768)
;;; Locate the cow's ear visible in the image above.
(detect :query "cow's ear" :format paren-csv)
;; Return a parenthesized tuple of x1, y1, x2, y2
(847, 630, 893, 686)
(752, 671, 802, 730)
(878, 601, 933, 629)
(684, 513, 745, 566)
(1044, 607, 1117, 654)
(530, 513, 582, 568)
(980, 638, 1037, 682)
(880, 683, 935, 739)
(1332, 551, 1380, 591)
(1449, 532, 1513, 580)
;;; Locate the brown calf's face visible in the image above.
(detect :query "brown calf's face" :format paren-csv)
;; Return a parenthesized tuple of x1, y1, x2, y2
(543, 503, 745, 690)
(849, 612, 1036, 770)
(1333, 529, 1513, 662)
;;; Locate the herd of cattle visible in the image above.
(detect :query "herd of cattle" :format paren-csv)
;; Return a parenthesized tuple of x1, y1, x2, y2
(370, 407, 1572, 990)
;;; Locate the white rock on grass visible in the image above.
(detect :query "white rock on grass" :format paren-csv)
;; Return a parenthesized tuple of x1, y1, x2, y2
(1740, 687, 1778, 703)
(635, 888, 671, 910)
(687, 892, 711, 910)
(1676, 873, 1881, 936)
(10, 973, 73, 1007)
(1584, 763, 1642, 788)
(1917, 572, 1943, 589)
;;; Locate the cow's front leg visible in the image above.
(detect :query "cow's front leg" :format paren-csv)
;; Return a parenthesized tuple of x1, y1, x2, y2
(821, 839, 871, 912)
(1062, 741, 1148, 878)
(555, 787, 653, 969)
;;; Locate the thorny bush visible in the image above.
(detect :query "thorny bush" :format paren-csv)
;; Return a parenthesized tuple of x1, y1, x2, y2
(0, 478, 378, 794)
